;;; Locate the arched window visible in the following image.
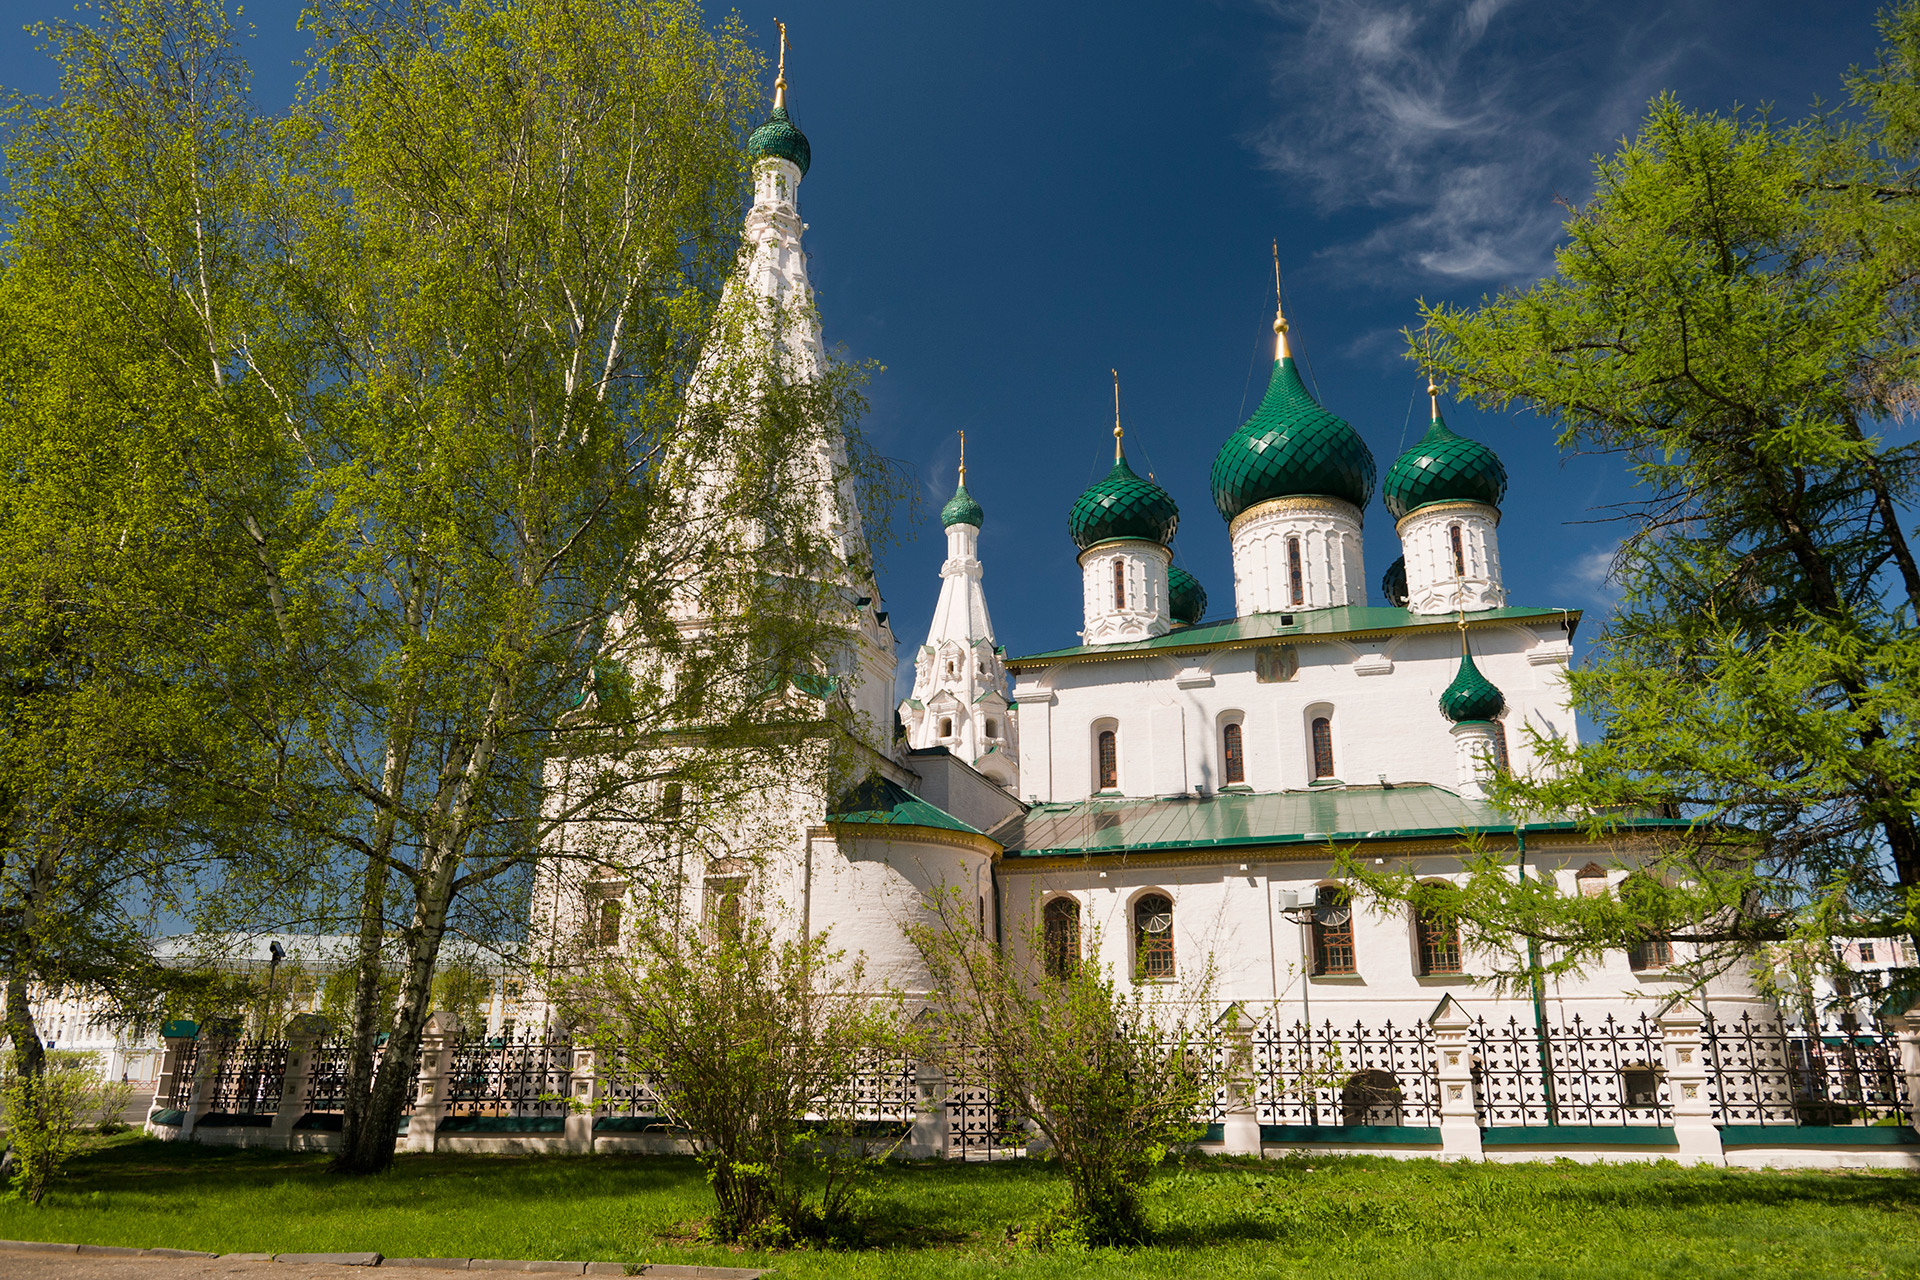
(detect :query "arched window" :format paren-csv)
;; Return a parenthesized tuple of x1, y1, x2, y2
(1415, 889, 1462, 975)
(1112, 558, 1127, 610)
(1449, 524, 1466, 579)
(1222, 722, 1245, 785)
(662, 783, 683, 821)
(1097, 730, 1118, 790)
(597, 897, 623, 948)
(1043, 897, 1081, 979)
(1135, 893, 1174, 979)
(1310, 716, 1335, 780)
(1310, 885, 1355, 975)
(984, 717, 998, 738)
(1287, 536, 1304, 606)
(939, 717, 954, 738)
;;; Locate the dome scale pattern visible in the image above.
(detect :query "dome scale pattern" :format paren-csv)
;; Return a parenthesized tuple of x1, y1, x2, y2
(941, 482, 984, 529)
(1211, 358, 1376, 521)
(1383, 409, 1507, 520)
(748, 106, 811, 176)
(1070, 456, 1179, 550)
(1439, 649, 1506, 724)
(1169, 566, 1207, 625)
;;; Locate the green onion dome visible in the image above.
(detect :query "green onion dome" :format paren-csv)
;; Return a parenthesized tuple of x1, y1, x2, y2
(1381, 556, 1408, 608)
(1439, 649, 1506, 724)
(1211, 358, 1376, 521)
(940, 481, 984, 529)
(1168, 565, 1207, 626)
(1383, 405, 1507, 520)
(1069, 455, 1179, 551)
(747, 106, 811, 176)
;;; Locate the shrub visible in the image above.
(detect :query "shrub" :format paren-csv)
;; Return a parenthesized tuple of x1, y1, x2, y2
(911, 891, 1235, 1247)
(1, 1053, 97, 1204)
(561, 910, 914, 1244)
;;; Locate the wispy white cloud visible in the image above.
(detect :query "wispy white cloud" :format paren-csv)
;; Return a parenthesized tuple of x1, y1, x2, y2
(1249, 0, 1706, 285)
(1559, 542, 1624, 611)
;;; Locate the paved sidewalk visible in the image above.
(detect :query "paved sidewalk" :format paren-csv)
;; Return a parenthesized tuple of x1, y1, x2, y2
(0, 1254, 464, 1279)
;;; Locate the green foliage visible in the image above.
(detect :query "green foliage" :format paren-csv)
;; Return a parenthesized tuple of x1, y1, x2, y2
(562, 910, 914, 1245)
(0, 1052, 98, 1203)
(1395, 4, 1920, 1003)
(0, 0, 897, 1175)
(911, 890, 1233, 1248)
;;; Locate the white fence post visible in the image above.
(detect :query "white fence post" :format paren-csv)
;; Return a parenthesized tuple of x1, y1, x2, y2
(1658, 1001, 1724, 1166)
(272, 1015, 330, 1145)
(906, 1057, 947, 1159)
(145, 1021, 198, 1137)
(408, 1011, 460, 1153)
(567, 1038, 598, 1154)
(1895, 1000, 1920, 1128)
(1429, 997, 1482, 1160)
(1216, 1003, 1262, 1156)
(181, 1018, 238, 1141)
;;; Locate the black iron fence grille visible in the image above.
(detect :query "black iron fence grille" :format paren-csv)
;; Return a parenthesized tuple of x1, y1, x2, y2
(165, 1039, 200, 1110)
(594, 1049, 666, 1120)
(443, 1031, 574, 1120)
(303, 1038, 353, 1114)
(1253, 1018, 1440, 1127)
(1704, 1014, 1912, 1127)
(204, 1039, 288, 1120)
(941, 1048, 1024, 1160)
(300, 1038, 420, 1117)
(1470, 1014, 1672, 1127)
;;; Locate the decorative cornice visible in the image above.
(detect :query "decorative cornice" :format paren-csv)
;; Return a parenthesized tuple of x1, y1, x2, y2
(1075, 538, 1172, 568)
(1228, 494, 1362, 541)
(1394, 499, 1500, 536)
(996, 828, 1666, 873)
(828, 822, 1003, 860)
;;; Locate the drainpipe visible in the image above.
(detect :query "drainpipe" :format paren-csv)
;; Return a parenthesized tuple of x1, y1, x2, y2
(1517, 826, 1556, 1121)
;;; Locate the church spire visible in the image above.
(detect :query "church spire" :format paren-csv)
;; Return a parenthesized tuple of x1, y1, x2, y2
(1112, 368, 1125, 462)
(1273, 241, 1293, 362)
(774, 18, 789, 109)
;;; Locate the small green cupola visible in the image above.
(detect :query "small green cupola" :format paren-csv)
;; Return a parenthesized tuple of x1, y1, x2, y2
(1439, 646, 1506, 724)
(1168, 565, 1207, 625)
(748, 25, 811, 175)
(1069, 413, 1178, 551)
(1383, 388, 1507, 521)
(1211, 308, 1376, 522)
(941, 482, 983, 530)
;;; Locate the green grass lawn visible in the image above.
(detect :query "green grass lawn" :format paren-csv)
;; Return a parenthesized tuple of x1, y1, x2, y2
(0, 1135, 1916, 1278)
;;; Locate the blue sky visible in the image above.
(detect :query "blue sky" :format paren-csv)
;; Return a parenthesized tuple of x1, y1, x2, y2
(0, 0, 1897, 677)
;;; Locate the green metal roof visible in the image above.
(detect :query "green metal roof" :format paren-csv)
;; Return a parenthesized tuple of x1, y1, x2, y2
(747, 106, 811, 175)
(992, 784, 1685, 858)
(1439, 649, 1506, 723)
(1070, 456, 1179, 550)
(1006, 604, 1579, 668)
(1211, 358, 1376, 520)
(1381, 556, 1408, 607)
(1168, 565, 1208, 625)
(829, 776, 981, 835)
(941, 481, 984, 529)
(1383, 408, 1507, 519)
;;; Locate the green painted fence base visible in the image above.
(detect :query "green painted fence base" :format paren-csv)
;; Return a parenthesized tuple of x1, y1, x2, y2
(1719, 1124, 1920, 1147)
(1260, 1125, 1442, 1145)
(1481, 1126, 1677, 1147)
(437, 1115, 565, 1134)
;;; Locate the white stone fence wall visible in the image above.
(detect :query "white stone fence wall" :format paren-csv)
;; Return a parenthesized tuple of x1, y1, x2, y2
(142, 1003, 1920, 1169)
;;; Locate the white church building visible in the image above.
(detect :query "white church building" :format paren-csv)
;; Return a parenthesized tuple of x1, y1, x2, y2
(546, 52, 1782, 1037)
